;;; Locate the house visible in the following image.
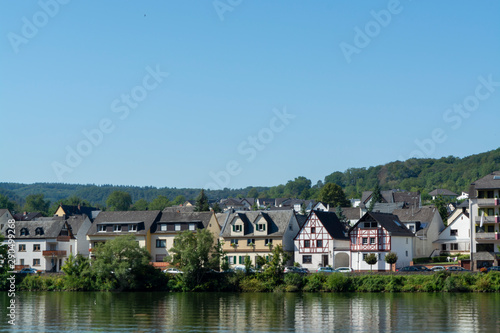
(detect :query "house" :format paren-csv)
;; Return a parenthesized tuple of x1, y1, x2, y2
(447, 200, 469, 226)
(294, 210, 350, 270)
(86, 210, 161, 258)
(349, 212, 414, 271)
(220, 198, 249, 212)
(13, 212, 43, 221)
(360, 190, 421, 211)
(219, 210, 299, 267)
(0, 209, 14, 229)
(256, 198, 275, 209)
(163, 205, 195, 213)
(54, 204, 100, 221)
(469, 171, 500, 270)
(329, 207, 362, 227)
(150, 211, 219, 264)
(457, 192, 469, 201)
(429, 189, 458, 201)
(2, 216, 78, 272)
(393, 206, 445, 258)
(434, 211, 470, 256)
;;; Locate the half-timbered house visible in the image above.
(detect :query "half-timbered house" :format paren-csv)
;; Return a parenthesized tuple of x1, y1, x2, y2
(349, 212, 414, 271)
(294, 210, 350, 270)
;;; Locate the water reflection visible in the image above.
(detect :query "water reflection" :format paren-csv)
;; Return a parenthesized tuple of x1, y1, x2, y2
(1, 292, 499, 332)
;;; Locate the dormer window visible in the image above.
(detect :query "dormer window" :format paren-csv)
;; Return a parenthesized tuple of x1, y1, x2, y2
(20, 228, 29, 236)
(98, 225, 106, 232)
(113, 225, 122, 232)
(35, 227, 44, 236)
(129, 224, 137, 232)
(189, 223, 196, 231)
(159, 224, 167, 231)
(257, 223, 266, 231)
(232, 224, 242, 232)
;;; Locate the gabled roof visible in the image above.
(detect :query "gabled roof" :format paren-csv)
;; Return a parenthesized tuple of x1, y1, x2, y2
(311, 210, 349, 240)
(296, 214, 308, 228)
(328, 207, 362, 220)
(0, 209, 11, 217)
(429, 189, 458, 196)
(59, 204, 99, 218)
(65, 214, 90, 236)
(470, 171, 500, 190)
(157, 211, 213, 227)
(163, 205, 195, 213)
(88, 210, 160, 236)
(351, 212, 414, 237)
(13, 212, 43, 221)
(361, 190, 420, 207)
(393, 206, 438, 223)
(369, 202, 405, 214)
(3, 217, 69, 239)
(220, 210, 294, 238)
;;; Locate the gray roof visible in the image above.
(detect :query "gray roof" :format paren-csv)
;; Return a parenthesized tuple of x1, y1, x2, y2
(429, 189, 458, 196)
(328, 207, 362, 220)
(4, 217, 69, 239)
(296, 214, 307, 228)
(158, 211, 212, 227)
(470, 171, 500, 190)
(220, 210, 295, 238)
(370, 202, 405, 214)
(163, 206, 195, 213)
(88, 210, 160, 236)
(361, 190, 420, 207)
(393, 206, 438, 223)
(13, 212, 43, 221)
(311, 210, 349, 240)
(0, 209, 10, 217)
(351, 212, 414, 237)
(216, 213, 229, 228)
(65, 214, 90, 236)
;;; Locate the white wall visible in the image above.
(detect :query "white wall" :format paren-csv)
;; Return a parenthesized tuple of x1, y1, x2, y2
(350, 236, 413, 271)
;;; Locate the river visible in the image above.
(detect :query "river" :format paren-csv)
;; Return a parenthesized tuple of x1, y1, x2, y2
(1, 292, 499, 332)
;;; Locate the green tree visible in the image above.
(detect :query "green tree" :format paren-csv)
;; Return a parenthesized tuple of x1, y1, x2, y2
(194, 189, 210, 212)
(318, 183, 350, 207)
(24, 194, 50, 215)
(131, 199, 149, 211)
(336, 206, 347, 223)
(168, 229, 215, 289)
(284, 176, 312, 198)
(61, 254, 93, 290)
(432, 195, 448, 225)
(364, 253, 378, 271)
(247, 187, 259, 199)
(384, 252, 398, 266)
(0, 194, 15, 211)
(92, 235, 154, 291)
(212, 202, 222, 213)
(106, 191, 132, 211)
(149, 195, 170, 210)
(244, 255, 253, 274)
(262, 244, 289, 286)
(367, 183, 382, 212)
(172, 195, 186, 206)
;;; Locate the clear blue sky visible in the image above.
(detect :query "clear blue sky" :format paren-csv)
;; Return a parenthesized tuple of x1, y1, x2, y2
(1, 1, 499, 190)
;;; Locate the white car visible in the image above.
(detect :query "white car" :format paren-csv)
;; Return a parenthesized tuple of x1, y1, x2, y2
(335, 267, 354, 273)
(163, 268, 183, 274)
(430, 266, 446, 271)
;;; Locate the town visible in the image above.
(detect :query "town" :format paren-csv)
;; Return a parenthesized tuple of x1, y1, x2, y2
(1, 171, 499, 274)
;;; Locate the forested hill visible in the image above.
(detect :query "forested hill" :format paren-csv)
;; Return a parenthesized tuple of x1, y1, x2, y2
(1, 148, 499, 206)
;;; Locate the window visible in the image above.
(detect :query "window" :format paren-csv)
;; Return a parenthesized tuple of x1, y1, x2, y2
(98, 225, 106, 232)
(303, 255, 312, 264)
(487, 208, 494, 216)
(311, 227, 316, 233)
(442, 244, 447, 251)
(129, 224, 137, 232)
(230, 239, 238, 246)
(156, 239, 166, 248)
(20, 228, 29, 236)
(289, 224, 293, 231)
(189, 223, 196, 231)
(33, 244, 40, 252)
(363, 253, 368, 260)
(450, 243, 458, 250)
(160, 224, 167, 231)
(175, 224, 181, 231)
(364, 222, 377, 228)
(113, 225, 122, 232)
(487, 191, 494, 198)
(35, 227, 44, 235)
(257, 224, 266, 231)
(33, 259, 40, 266)
(247, 238, 255, 246)
(232, 224, 242, 232)
(370, 237, 375, 245)
(228, 256, 236, 265)
(409, 225, 415, 233)
(362, 237, 368, 245)
(487, 225, 494, 232)
(265, 239, 273, 246)
(316, 240, 323, 248)
(450, 229, 458, 236)
(20, 259, 24, 266)
(19, 244, 26, 252)
(406, 251, 408, 257)
(304, 240, 310, 248)
(155, 254, 166, 262)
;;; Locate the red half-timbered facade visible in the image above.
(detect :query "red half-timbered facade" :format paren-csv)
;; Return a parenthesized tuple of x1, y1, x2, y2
(296, 212, 331, 254)
(350, 224, 391, 252)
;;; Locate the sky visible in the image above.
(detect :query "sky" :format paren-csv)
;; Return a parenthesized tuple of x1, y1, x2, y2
(1, 1, 499, 190)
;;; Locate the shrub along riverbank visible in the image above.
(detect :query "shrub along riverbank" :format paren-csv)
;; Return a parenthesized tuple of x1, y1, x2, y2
(12, 270, 500, 293)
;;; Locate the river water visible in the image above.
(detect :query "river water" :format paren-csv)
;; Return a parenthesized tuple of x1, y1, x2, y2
(1, 291, 499, 332)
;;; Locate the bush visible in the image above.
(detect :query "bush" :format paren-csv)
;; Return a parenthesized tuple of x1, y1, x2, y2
(384, 275, 405, 292)
(356, 274, 387, 292)
(240, 277, 267, 292)
(284, 273, 304, 290)
(303, 274, 326, 292)
(325, 273, 352, 292)
(432, 256, 448, 263)
(413, 257, 431, 264)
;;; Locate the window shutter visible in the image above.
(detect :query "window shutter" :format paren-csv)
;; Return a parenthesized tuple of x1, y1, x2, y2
(239, 256, 242, 264)
(232, 225, 235, 232)
(263, 224, 266, 231)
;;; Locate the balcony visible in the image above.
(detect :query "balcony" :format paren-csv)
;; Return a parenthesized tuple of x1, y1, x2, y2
(57, 235, 71, 242)
(475, 233, 500, 241)
(42, 250, 67, 257)
(477, 198, 500, 207)
(475, 216, 500, 224)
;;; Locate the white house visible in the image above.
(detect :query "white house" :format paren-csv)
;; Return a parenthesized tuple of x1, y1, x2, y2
(294, 210, 350, 270)
(349, 212, 414, 271)
(434, 211, 470, 256)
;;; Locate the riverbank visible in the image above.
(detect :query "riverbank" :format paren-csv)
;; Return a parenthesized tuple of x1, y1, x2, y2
(10, 270, 500, 293)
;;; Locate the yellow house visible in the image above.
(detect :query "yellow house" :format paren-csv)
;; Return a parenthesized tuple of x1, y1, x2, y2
(219, 210, 299, 267)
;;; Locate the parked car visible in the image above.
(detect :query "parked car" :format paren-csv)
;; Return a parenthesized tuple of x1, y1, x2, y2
(430, 266, 446, 271)
(300, 268, 310, 274)
(446, 266, 469, 272)
(163, 268, 183, 274)
(316, 267, 335, 273)
(284, 266, 303, 274)
(19, 268, 38, 274)
(334, 267, 354, 273)
(412, 265, 431, 271)
(487, 266, 500, 272)
(396, 266, 419, 272)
